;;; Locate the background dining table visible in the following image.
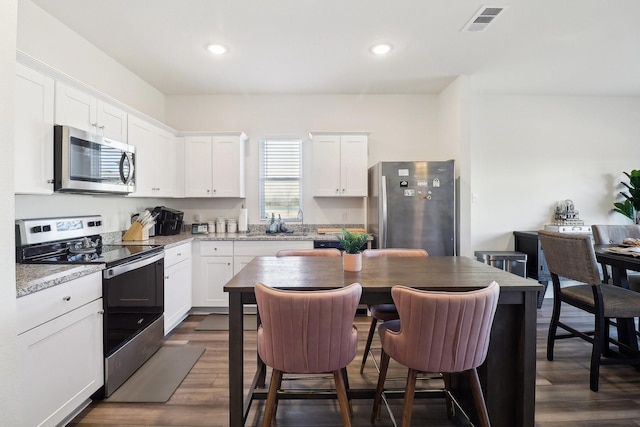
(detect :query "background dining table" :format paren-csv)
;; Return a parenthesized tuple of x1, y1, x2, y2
(224, 255, 543, 427)
(595, 244, 640, 351)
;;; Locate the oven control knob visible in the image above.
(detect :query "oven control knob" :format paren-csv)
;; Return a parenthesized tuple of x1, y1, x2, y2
(31, 226, 42, 233)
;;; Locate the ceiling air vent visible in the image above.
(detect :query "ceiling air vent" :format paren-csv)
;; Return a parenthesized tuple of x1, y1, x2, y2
(462, 6, 506, 32)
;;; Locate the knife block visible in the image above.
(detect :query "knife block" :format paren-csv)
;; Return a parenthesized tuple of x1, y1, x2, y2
(123, 222, 149, 241)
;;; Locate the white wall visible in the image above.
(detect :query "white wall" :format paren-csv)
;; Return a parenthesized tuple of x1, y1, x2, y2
(437, 76, 471, 255)
(166, 94, 443, 225)
(1, 0, 20, 424)
(469, 93, 640, 253)
(17, 0, 166, 122)
(15, 194, 167, 233)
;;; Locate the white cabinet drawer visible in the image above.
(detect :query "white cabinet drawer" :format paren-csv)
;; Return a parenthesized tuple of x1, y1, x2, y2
(165, 242, 192, 267)
(200, 240, 234, 256)
(17, 271, 102, 335)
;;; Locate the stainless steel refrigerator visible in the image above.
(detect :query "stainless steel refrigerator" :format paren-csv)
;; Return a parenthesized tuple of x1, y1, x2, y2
(367, 160, 456, 256)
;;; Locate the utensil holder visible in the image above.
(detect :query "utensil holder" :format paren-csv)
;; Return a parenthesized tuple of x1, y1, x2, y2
(123, 222, 149, 241)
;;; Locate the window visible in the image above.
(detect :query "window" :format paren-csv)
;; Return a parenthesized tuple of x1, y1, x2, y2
(259, 139, 302, 221)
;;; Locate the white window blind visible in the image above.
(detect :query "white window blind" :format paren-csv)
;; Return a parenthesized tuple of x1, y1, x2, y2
(259, 139, 302, 220)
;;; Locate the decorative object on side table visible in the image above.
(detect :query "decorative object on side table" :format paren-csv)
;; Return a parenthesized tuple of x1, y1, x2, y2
(337, 228, 370, 272)
(551, 199, 584, 226)
(614, 169, 640, 224)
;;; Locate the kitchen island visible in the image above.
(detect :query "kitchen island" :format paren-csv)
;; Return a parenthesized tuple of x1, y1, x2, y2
(225, 255, 542, 427)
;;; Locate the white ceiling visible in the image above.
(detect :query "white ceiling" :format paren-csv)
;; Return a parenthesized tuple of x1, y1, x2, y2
(29, 0, 640, 96)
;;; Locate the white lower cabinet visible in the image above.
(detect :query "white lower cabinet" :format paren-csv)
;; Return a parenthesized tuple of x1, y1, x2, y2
(17, 272, 103, 427)
(233, 241, 312, 275)
(164, 242, 192, 335)
(192, 241, 234, 307)
(192, 240, 314, 308)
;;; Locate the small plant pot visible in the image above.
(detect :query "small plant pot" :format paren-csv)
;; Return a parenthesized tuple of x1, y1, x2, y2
(343, 253, 362, 272)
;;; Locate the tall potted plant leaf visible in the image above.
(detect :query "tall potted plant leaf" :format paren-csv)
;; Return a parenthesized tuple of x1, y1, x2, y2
(614, 170, 640, 224)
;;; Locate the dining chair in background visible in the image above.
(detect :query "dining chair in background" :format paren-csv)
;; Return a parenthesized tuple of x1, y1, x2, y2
(592, 224, 640, 290)
(539, 230, 640, 391)
(254, 281, 362, 427)
(275, 248, 341, 257)
(371, 281, 500, 427)
(359, 248, 429, 373)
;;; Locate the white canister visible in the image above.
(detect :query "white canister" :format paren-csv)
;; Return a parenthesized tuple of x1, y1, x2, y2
(216, 218, 226, 234)
(227, 218, 238, 233)
(207, 221, 216, 234)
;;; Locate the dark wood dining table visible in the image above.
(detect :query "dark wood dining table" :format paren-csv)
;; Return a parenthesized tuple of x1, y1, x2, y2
(595, 244, 640, 288)
(224, 255, 543, 427)
(594, 244, 640, 349)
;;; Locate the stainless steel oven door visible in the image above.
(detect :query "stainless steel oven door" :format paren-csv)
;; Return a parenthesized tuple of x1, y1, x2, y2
(102, 251, 164, 397)
(54, 125, 136, 194)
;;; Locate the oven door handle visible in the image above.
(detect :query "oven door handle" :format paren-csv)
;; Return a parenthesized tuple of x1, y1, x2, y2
(103, 251, 164, 279)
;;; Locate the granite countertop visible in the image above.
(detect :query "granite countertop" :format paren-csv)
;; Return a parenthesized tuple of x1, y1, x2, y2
(17, 225, 367, 298)
(16, 263, 104, 298)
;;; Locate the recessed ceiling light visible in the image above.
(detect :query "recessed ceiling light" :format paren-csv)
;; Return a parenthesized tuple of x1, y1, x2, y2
(370, 43, 393, 55)
(206, 44, 228, 55)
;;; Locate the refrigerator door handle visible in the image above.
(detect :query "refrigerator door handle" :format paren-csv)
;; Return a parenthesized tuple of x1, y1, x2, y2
(381, 175, 388, 248)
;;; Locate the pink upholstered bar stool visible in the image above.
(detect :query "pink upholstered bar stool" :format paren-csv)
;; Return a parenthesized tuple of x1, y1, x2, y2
(255, 281, 362, 427)
(359, 248, 428, 373)
(371, 282, 500, 427)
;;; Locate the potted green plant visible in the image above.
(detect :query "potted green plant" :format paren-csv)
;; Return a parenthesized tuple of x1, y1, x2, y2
(614, 170, 640, 224)
(337, 228, 370, 272)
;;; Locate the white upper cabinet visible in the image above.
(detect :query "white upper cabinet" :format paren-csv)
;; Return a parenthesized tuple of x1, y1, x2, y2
(55, 82, 128, 142)
(184, 132, 247, 198)
(15, 63, 55, 194)
(311, 132, 369, 197)
(128, 115, 176, 197)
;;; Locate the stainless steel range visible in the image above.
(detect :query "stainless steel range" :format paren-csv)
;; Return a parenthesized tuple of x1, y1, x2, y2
(16, 215, 165, 397)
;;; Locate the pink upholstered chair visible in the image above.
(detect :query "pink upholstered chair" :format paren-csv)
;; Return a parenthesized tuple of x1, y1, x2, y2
(276, 248, 342, 257)
(255, 281, 362, 427)
(360, 248, 429, 373)
(371, 282, 500, 427)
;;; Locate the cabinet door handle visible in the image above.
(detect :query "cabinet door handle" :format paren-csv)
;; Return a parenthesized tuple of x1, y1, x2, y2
(62, 296, 71, 301)
(91, 123, 98, 128)
(176, 253, 182, 257)
(165, 275, 170, 279)
(99, 125, 105, 130)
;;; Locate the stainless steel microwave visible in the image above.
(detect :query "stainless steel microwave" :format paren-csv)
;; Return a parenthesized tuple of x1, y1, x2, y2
(53, 125, 135, 194)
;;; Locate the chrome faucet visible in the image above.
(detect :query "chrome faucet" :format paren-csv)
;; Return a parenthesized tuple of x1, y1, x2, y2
(297, 210, 308, 235)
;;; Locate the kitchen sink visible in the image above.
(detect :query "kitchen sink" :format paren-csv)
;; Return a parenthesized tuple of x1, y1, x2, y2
(240, 231, 309, 237)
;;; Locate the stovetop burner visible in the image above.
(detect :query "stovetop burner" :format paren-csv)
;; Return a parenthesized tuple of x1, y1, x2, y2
(19, 243, 163, 267)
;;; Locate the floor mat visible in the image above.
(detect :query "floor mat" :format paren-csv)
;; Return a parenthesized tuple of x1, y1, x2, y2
(195, 313, 257, 331)
(104, 346, 204, 403)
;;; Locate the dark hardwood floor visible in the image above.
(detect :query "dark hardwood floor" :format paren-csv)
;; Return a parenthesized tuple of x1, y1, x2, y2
(69, 301, 640, 426)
